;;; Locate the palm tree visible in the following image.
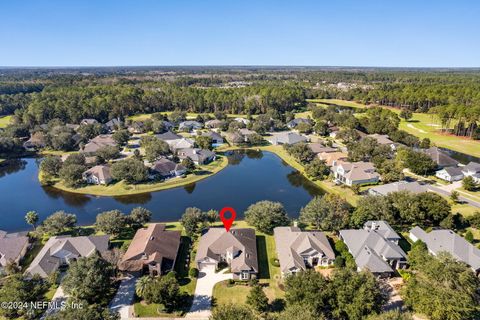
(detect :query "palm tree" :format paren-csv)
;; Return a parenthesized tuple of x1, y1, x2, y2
(25, 211, 39, 231)
(135, 276, 151, 298)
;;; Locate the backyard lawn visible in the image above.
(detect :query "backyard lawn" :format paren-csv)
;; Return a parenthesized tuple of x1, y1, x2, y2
(0, 115, 12, 128)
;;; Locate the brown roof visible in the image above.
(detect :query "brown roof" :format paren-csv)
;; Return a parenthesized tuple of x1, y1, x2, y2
(82, 134, 117, 153)
(83, 165, 112, 182)
(151, 158, 186, 176)
(119, 224, 181, 272)
(0, 232, 29, 267)
(308, 143, 337, 154)
(317, 151, 348, 166)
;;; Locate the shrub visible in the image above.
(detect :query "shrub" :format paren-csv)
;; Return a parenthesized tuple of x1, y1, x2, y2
(270, 257, 280, 267)
(189, 268, 199, 278)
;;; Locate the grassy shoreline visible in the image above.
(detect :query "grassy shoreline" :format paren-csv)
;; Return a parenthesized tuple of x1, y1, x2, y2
(41, 155, 229, 196)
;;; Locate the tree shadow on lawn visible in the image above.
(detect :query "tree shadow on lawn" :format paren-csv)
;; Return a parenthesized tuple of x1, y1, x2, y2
(256, 235, 271, 279)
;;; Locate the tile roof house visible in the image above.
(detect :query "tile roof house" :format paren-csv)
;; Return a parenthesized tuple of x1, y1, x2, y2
(422, 146, 459, 168)
(179, 121, 203, 132)
(0, 231, 30, 274)
(156, 131, 183, 141)
(368, 181, 428, 196)
(201, 131, 224, 145)
(287, 118, 312, 129)
(274, 226, 335, 277)
(461, 161, 480, 183)
(81, 134, 117, 154)
(435, 166, 464, 182)
(150, 158, 186, 178)
(82, 165, 113, 185)
(196, 228, 258, 280)
(25, 235, 110, 278)
(318, 151, 348, 166)
(267, 132, 309, 145)
(119, 224, 181, 276)
(177, 148, 216, 165)
(409, 227, 480, 274)
(308, 143, 337, 154)
(339, 221, 407, 276)
(332, 161, 380, 186)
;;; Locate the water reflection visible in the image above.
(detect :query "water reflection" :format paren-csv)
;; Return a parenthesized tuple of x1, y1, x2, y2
(42, 186, 92, 207)
(184, 183, 196, 194)
(114, 192, 152, 205)
(0, 159, 27, 178)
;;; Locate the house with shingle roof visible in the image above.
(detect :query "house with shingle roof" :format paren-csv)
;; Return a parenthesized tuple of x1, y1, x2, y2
(332, 161, 380, 186)
(82, 165, 112, 185)
(23, 132, 46, 151)
(308, 143, 337, 154)
(367, 134, 396, 150)
(196, 228, 258, 280)
(150, 158, 186, 179)
(436, 166, 464, 182)
(266, 132, 309, 145)
(274, 226, 335, 277)
(318, 151, 348, 166)
(0, 231, 30, 274)
(25, 235, 109, 278)
(156, 131, 183, 141)
(339, 221, 406, 276)
(179, 121, 203, 132)
(81, 134, 117, 154)
(177, 148, 215, 165)
(205, 119, 224, 129)
(422, 146, 458, 168)
(461, 161, 480, 183)
(104, 118, 122, 132)
(409, 227, 480, 275)
(287, 118, 312, 129)
(167, 138, 195, 152)
(80, 119, 99, 126)
(368, 181, 428, 196)
(201, 131, 224, 145)
(119, 224, 181, 276)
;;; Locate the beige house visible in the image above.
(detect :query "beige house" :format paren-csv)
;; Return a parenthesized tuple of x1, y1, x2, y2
(195, 228, 258, 280)
(82, 134, 117, 154)
(332, 161, 380, 186)
(82, 165, 112, 185)
(0, 231, 30, 274)
(274, 226, 335, 277)
(317, 151, 348, 166)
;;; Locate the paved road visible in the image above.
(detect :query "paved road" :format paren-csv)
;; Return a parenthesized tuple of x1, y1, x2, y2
(185, 265, 232, 320)
(427, 185, 480, 208)
(109, 275, 137, 319)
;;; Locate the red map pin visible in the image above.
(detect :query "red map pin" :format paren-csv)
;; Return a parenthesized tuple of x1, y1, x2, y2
(219, 207, 236, 232)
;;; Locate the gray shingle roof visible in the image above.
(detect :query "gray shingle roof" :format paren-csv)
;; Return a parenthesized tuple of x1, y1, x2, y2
(156, 131, 183, 141)
(423, 147, 458, 167)
(368, 181, 428, 196)
(0, 231, 29, 267)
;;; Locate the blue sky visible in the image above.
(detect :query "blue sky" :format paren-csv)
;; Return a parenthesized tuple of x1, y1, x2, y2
(0, 0, 479, 67)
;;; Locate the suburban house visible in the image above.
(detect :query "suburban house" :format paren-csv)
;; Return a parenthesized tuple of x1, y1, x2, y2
(308, 142, 337, 154)
(161, 121, 174, 131)
(238, 128, 257, 140)
(339, 221, 407, 276)
(201, 131, 224, 145)
(82, 165, 112, 185)
(80, 118, 99, 126)
(23, 132, 46, 151)
(226, 131, 245, 145)
(367, 134, 396, 150)
(156, 131, 183, 142)
(409, 227, 480, 275)
(332, 161, 380, 186)
(205, 119, 224, 129)
(196, 228, 258, 280)
(104, 118, 121, 132)
(267, 132, 308, 145)
(286, 118, 312, 129)
(234, 117, 250, 125)
(26, 235, 110, 278)
(150, 158, 187, 178)
(422, 146, 459, 168)
(166, 137, 195, 152)
(318, 151, 348, 167)
(118, 224, 181, 276)
(62, 153, 96, 165)
(177, 148, 216, 165)
(128, 121, 145, 134)
(82, 134, 117, 154)
(179, 120, 203, 132)
(461, 161, 480, 183)
(274, 226, 335, 277)
(0, 231, 30, 274)
(436, 166, 464, 182)
(368, 181, 428, 196)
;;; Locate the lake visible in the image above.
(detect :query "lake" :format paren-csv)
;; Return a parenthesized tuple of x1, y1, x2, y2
(0, 150, 324, 232)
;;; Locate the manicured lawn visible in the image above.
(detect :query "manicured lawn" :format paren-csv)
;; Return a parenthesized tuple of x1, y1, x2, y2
(212, 281, 251, 305)
(128, 112, 251, 122)
(307, 98, 367, 109)
(46, 155, 229, 196)
(0, 115, 12, 128)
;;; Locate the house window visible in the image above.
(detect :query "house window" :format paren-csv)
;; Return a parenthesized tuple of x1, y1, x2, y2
(241, 271, 249, 280)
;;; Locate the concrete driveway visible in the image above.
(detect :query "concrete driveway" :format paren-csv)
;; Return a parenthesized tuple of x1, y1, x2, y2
(109, 275, 137, 319)
(185, 265, 232, 319)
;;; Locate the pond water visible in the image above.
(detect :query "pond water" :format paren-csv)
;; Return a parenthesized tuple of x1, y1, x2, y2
(0, 150, 324, 232)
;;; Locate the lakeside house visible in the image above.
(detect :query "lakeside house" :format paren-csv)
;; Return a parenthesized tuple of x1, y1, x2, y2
(339, 221, 407, 276)
(409, 227, 480, 275)
(179, 120, 203, 132)
(267, 132, 308, 145)
(26, 235, 110, 278)
(150, 158, 187, 179)
(368, 181, 428, 196)
(82, 165, 113, 185)
(274, 226, 335, 277)
(318, 151, 348, 167)
(23, 132, 46, 151)
(461, 161, 480, 183)
(201, 131, 224, 145)
(422, 146, 459, 168)
(308, 142, 337, 154)
(177, 148, 215, 165)
(436, 166, 464, 182)
(118, 224, 181, 276)
(195, 228, 258, 280)
(332, 161, 380, 186)
(0, 231, 29, 274)
(81, 134, 117, 154)
(286, 118, 312, 129)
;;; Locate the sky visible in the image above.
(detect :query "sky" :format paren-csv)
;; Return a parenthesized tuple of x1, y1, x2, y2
(0, 0, 479, 67)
